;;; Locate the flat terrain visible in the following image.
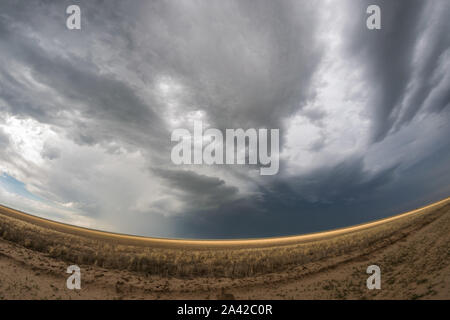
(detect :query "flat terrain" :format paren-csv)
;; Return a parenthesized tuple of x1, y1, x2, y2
(0, 198, 449, 300)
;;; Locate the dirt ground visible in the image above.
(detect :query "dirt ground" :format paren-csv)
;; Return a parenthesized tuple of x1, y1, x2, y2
(0, 200, 449, 300)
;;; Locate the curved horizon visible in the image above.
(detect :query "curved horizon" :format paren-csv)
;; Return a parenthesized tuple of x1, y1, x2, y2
(1, 196, 448, 246)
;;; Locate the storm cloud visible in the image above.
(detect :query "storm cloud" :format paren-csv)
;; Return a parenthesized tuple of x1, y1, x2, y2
(0, 0, 449, 238)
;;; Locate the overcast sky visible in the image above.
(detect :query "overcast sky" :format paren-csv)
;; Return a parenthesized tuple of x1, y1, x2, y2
(0, 0, 449, 238)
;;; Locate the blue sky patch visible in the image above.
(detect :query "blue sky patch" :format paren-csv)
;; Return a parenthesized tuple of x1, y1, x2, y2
(0, 173, 42, 202)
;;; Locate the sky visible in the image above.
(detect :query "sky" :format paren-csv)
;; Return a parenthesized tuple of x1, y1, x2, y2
(0, 0, 449, 239)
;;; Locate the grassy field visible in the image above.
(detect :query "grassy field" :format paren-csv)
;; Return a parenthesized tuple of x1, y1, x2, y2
(0, 198, 448, 279)
(0, 198, 450, 298)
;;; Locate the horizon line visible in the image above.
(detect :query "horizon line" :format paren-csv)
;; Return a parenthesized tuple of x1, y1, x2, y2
(0, 196, 449, 248)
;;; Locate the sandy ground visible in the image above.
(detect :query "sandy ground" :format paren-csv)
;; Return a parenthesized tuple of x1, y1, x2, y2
(0, 201, 449, 300)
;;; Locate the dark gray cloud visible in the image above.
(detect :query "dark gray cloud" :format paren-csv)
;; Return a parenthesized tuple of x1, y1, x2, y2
(0, 0, 449, 238)
(343, 0, 450, 142)
(153, 169, 239, 210)
(171, 139, 450, 238)
(0, 14, 167, 150)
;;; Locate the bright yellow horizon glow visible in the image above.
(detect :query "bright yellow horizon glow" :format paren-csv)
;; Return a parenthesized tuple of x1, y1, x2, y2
(0, 196, 449, 249)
